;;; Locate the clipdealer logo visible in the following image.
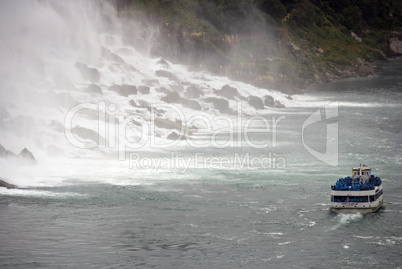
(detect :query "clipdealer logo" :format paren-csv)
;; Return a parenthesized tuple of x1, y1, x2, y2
(302, 101, 338, 166)
(63, 101, 288, 170)
(63, 100, 339, 169)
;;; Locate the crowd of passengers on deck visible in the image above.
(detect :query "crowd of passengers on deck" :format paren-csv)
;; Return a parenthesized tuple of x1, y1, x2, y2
(331, 175, 382, 191)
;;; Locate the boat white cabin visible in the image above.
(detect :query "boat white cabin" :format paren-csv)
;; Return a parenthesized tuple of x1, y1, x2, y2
(330, 166, 383, 214)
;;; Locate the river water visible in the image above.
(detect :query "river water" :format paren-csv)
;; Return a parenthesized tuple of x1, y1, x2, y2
(0, 1, 401, 268)
(1, 57, 401, 268)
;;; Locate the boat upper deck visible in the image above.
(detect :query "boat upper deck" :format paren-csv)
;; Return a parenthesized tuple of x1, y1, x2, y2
(331, 175, 382, 191)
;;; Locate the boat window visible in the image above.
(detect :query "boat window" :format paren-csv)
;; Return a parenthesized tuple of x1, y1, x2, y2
(333, 196, 368, 203)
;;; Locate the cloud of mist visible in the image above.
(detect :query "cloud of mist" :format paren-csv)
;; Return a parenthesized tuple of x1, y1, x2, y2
(0, 0, 121, 153)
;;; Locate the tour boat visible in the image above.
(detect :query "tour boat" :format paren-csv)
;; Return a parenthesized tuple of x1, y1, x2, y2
(330, 165, 383, 214)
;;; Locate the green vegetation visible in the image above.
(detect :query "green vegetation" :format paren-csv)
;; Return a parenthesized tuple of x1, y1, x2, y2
(115, 0, 402, 91)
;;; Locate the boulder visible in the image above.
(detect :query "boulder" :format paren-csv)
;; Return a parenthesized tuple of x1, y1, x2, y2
(248, 96, 265, 110)
(87, 84, 102, 94)
(182, 99, 202, 110)
(142, 78, 159, 86)
(74, 62, 100, 82)
(275, 100, 286, 108)
(204, 97, 229, 113)
(263, 95, 275, 107)
(170, 84, 184, 92)
(215, 84, 239, 100)
(155, 87, 169, 93)
(154, 118, 183, 131)
(18, 148, 37, 165)
(167, 131, 184, 141)
(358, 64, 374, 76)
(389, 37, 402, 55)
(0, 144, 16, 158)
(101, 47, 125, 64)
(138, 99, 150, 107)
(138, 85, 150, 94)
(186, 85, 204, 98)
(109, 84, 137, 97)
(0, 178, 17, 189)
(157, 59, 170, 68)
(72, 126, 102, 144)
(155, 70, 179, 82)
(161, 91, 180, 104)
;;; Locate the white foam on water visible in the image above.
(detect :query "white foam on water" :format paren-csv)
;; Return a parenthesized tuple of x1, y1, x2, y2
(0, 187, 85, 199)
(329, 213, 364, 231)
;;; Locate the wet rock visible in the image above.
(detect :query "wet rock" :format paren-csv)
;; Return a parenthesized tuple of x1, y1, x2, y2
(74, 62, 100, 83)
(142, 78, 159, 86)
(138, 85, 150, 94)
(182, 99, 202, 110)
(154, 118, 183, 131)
(109, 84, 137, 97)
(87, 84, 102, 94)
(72, 126, 103, 144)
(167, 131, 185, 140)
(0, 144, 16, 158)
(155, 87, 169, 94)
(18, 148, 37, 165)
(215, 84, 239, 100)
(157, 59, 170, 68)
(0, 177, 17, 189)
(137, 99, 151, 109)
(204, 97, 229, 113)
(101, 47, 125, 64)
(275, 100, 286, 108)
(155, 70, 178, 82)
(170, 84, 184, 92)
(263, 95, 275, 107)
(286, 95, 293, 100)
(161, 91, 180, 104)
(186, 85, 204, 99)
(248, 96, 265, 110)
(131, 119, 142, 126)
(358, 64, 374, 76)
(389, 37, 402, 55)
(161, 91, 202, 110)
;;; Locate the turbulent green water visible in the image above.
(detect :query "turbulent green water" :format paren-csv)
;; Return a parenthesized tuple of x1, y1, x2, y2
(1, 58, 402, 268)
